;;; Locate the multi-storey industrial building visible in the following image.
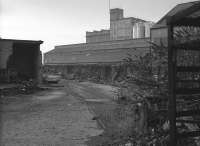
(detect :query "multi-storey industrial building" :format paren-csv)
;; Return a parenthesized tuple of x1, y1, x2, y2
(44, 8, 154, 65)
(86, 8, 153, 43)
(44, 8, 154, 80)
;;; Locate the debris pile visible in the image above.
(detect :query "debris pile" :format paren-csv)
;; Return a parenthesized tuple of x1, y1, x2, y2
(0, 80, 42, 97)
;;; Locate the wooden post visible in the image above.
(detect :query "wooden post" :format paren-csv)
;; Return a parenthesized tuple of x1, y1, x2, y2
(35, 45, 42, 85)
(168, 25, 177, 145)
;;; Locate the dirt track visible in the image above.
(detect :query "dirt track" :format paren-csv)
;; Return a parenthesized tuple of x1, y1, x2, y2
(0, 81, 104, 146)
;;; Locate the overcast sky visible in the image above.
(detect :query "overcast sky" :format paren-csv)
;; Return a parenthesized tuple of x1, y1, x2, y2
(0, 0, 196, 53)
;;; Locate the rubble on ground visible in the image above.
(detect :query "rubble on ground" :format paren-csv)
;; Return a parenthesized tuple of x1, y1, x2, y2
(0, 80, 43, 97)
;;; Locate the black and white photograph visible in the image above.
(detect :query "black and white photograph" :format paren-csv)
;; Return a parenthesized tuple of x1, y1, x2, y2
(0, 0, 200, 145)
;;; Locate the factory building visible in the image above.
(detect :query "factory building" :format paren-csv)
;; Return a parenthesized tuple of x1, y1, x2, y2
(44, 38, 149, 65)
(85, 8, 154, 43)
(44, 8, 154, 80)
(45, 8, 154, 65)
(86, 29, 110, 43)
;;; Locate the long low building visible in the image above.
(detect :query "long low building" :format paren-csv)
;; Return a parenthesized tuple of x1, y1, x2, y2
(44, 38, 150, 65)
(44, 8, 153, 66)
(43, 8, 152, 81)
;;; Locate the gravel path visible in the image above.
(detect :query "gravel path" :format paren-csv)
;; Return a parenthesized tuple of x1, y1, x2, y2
(0, 84, 103, 146)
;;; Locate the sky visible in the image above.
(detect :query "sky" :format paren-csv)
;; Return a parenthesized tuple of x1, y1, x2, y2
(0, 0, 196, 53)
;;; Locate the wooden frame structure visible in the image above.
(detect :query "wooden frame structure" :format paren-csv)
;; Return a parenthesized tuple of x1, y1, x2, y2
(152, 1, 200, 145)
(166, 1, 200, 145)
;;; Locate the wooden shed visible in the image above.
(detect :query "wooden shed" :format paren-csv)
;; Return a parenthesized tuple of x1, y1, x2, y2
(151, 1, 200, 145)
(0, 39, 43, 84)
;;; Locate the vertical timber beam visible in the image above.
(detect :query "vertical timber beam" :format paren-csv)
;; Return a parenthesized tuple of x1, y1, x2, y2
(168, 24, 177, 145)
(35, 44, 42, 84)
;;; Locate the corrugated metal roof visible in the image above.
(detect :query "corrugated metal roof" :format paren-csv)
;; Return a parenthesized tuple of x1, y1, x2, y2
(45, 38, 150, 54)
(187, 9, 200, 18)
(44, 46, 149, 65)
(166, 1, 197, 17)
(157, 1, 200, 25)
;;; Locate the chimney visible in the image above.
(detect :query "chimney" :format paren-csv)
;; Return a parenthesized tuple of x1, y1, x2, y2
(110, 8, 123, 21)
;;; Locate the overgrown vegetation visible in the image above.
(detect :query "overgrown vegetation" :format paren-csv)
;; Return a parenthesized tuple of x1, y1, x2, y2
(116, 26, 200, 146)
(117, 40, 169, 145)
(43, 26, 200, 146)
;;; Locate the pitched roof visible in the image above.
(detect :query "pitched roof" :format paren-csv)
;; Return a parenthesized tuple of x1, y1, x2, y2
(45, 38, 150, 54)
(0, 38, 43, 44)
(157, 1, 200, 25)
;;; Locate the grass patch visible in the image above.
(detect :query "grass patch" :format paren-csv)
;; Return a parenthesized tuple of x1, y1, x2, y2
(86, 101, 137, 146)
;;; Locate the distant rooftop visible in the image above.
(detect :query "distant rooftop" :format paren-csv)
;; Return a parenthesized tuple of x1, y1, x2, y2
(110, 8, 123, 12)
(0, 38, 43, 44)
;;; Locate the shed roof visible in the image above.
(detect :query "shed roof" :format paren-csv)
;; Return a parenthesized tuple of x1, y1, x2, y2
(157, 1, 200, 26)
(0, 38, 43, 44)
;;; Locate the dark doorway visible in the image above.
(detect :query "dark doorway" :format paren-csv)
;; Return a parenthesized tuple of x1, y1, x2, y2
(7, 43, 39, 81)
